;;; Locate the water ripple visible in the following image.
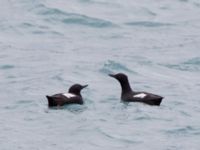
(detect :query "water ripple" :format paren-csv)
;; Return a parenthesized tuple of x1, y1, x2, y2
(125, 21, 174, 27)
(18, 22, 63, 36)
(99, 60, 133, 74)
(164, 126, 200, 136)
(97, 127, 142, 144)
(0, 64, 15, 70)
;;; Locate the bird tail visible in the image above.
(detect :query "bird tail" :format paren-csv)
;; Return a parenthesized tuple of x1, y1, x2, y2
(46, 95, 56, 107)
(142, 97, 163, 106)
(153, 97, 163, 106)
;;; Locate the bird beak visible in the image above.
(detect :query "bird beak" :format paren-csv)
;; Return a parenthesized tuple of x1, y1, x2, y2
(108, 74, 116, 78)
(81, 85, 88, 89)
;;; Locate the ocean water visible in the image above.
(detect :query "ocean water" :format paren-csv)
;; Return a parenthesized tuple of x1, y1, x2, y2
(0, 0, 200, 149)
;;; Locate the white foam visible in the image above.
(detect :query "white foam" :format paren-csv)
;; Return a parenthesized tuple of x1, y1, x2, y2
(62, 93, 76, 98)
(133, 93, 147, 98)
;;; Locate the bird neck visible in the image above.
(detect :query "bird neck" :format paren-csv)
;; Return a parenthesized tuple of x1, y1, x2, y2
(119, 80, 132, 95)
(68, 90, 81, 96)
(74, 92, 81, 96)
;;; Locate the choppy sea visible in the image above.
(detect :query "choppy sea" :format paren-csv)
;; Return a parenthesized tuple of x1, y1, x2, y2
(0, 0, 200, 149)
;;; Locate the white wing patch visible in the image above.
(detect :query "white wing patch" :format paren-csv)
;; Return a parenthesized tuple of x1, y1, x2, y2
(62, 93, 76, 98)
(133, 93, 147, 98)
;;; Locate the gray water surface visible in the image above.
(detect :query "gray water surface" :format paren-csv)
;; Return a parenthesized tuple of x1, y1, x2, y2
(0, 0, 200, 149)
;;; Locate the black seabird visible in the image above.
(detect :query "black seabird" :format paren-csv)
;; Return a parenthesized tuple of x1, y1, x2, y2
(109, 73, 163, 106)
(46, 84, 88, 107)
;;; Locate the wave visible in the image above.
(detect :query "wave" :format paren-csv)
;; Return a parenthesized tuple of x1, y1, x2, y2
(35, 4, 115, 28)
(161, 57, 200, 72)
(183, 57, 200, 65)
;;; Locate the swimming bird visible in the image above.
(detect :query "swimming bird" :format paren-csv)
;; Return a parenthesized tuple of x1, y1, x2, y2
(109, 73, 163, 106)
(46, 84, 88, 107)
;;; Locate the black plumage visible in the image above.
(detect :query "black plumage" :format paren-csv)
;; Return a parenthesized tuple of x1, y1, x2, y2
(46, 84, 88, 107)
(109, 73, 163, 106)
